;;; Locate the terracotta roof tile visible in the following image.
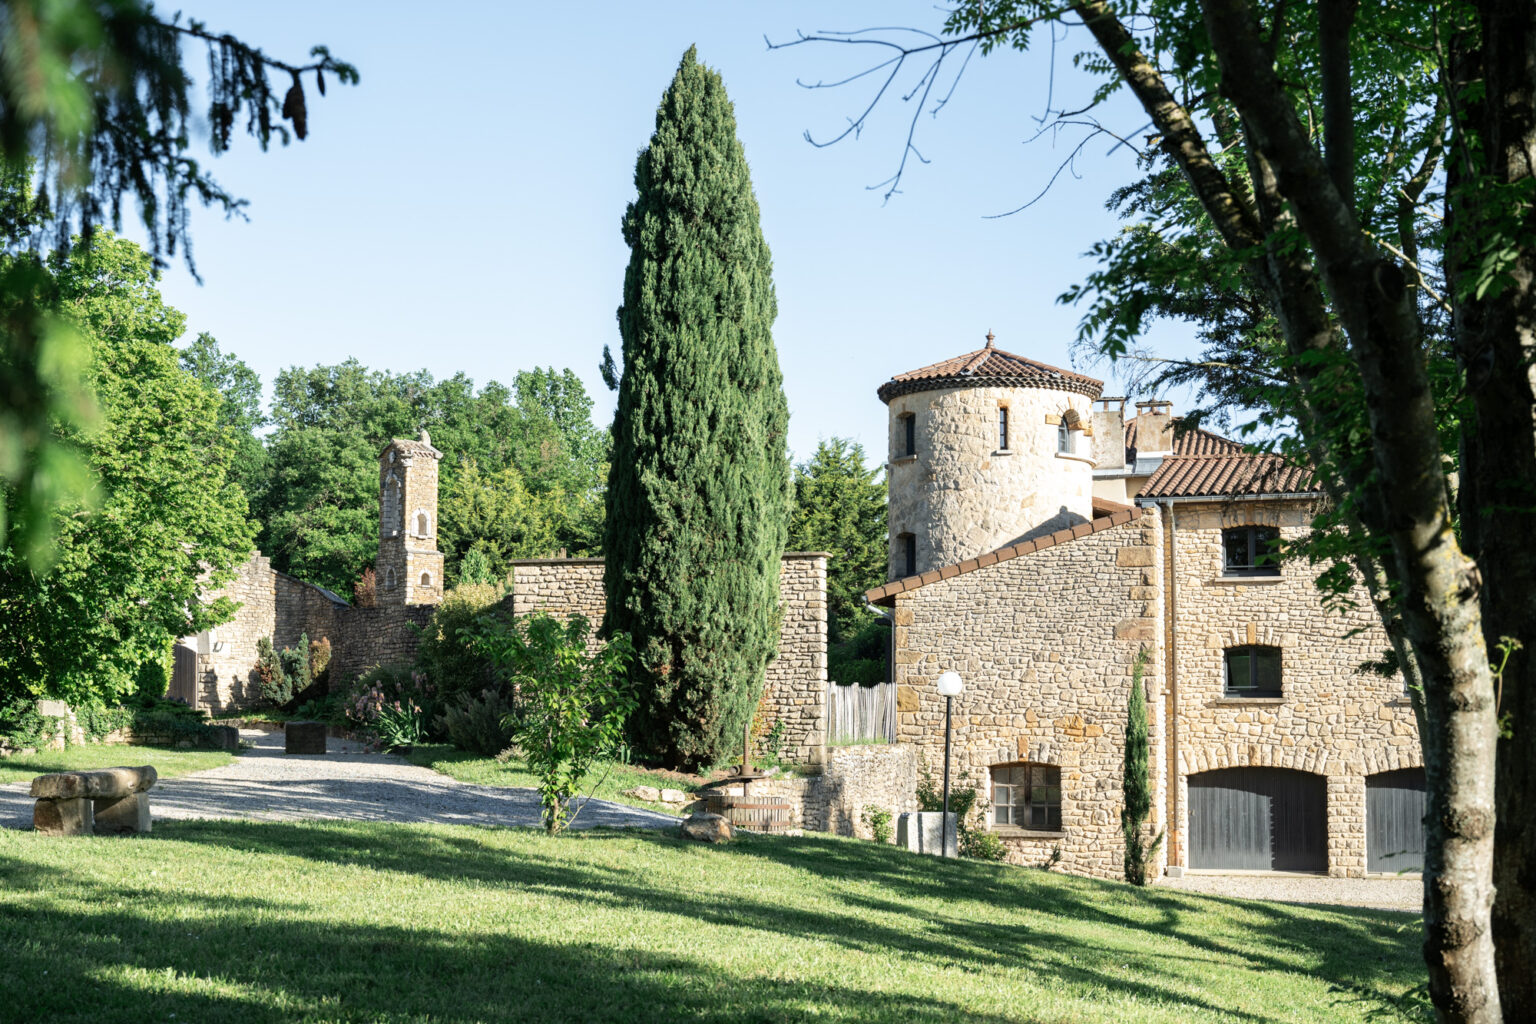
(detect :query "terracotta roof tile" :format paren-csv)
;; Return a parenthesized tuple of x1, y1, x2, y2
(878, 340, 1103, 403)
(1139, 454, 1317, 498)
(865, 505, 1142, 606)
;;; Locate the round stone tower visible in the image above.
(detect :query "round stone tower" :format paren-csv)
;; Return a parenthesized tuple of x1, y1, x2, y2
(879, 332, 1103, 580)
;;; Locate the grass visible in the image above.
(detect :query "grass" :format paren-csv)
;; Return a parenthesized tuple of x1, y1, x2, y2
(0, 744, 234, 785)
(0, 820, 1425, 1023)
(402, 743, 702, 816)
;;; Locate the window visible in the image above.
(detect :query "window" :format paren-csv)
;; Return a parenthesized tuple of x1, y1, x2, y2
(992, 763, 1062, 830)
(899, 533, 916, 578)
(417, 512, 430, 536)
(998, 406, 1009, 450)
(1225, 645, 1282, 698)
(1057, 421, 1072, 454)
(1223, 526, 1281, 576)
(901, 413, 916, 457)
(420, 571, 432, 587)
(384, 567, 397, 590)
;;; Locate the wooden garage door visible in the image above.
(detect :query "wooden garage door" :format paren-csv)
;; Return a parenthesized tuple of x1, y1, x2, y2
(1189, 768, 1328, 871)
(1367, 768, 1425, 874)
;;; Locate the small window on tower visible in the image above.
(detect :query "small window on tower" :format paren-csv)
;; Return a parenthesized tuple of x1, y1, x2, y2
(998, 406, 1010, 450)
(899, 532, 917, 578)
(420, 571, 432, 588)
(1057, 421, 1073, 454)
(417, 512, 430, 536)
(900, 413, 916, 458)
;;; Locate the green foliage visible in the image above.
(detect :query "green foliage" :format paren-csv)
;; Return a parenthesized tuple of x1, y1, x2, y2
(0, 232, 255, 708)
(456, 546, 496, 587)
(76, 702, 135, 741)
(828, 614, 889, 686)
(308, 636, 332, 687)
(1122, 648, 1162, 887)
(604, 47, 790, 770)
(412, 583, 512, 701)
(253, 638, 290, 708)
(178, 333, 270, 509)
(438, 689, 519, 757)
(0, 698, 60, 749)
(861, 804, 893, 844)
(342, 664, 435, 751)
(258, 363, 608, 595)
(278, 633, 312, 700)
(471, 612, 636, 834)
(917, 761, 1000, 860)
(787, 438, 886, 641)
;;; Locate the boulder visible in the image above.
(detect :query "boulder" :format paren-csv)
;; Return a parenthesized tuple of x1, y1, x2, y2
(659, 788, 688, 804)
(30, 766, 157, 801)
(34, 797, 93, 836)
(679, 812, 733, 843)
(286, 721, 327, 755)
(624, 785, 662, 803)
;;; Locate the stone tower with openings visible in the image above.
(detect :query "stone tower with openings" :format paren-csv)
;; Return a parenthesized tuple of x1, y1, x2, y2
(879, 331, 1104, 580)
(376, 430, 444, 606)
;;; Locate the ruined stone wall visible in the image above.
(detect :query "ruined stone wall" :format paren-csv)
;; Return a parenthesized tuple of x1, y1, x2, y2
(510, 553, 831, 763)
(890, 511, 1165, 881)
(885, 385, 1097, 579)
(1165, 499, 1416, 877)
(192, 553, 278, 712)
(733, 743, 918, 838)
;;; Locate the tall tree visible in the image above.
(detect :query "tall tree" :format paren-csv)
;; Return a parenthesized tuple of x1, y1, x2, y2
(179, 332, 269, 508)
(787, 438, 886, 642)
(0, 232, 254, 704)
(0, 0, 356, 561)
(604, 47, 790, 770)
(783, 2, 1534, 1017)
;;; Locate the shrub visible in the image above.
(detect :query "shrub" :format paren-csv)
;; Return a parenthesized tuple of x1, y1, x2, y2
(413, 583, 511, 700)
(308, 636, 332, 686)
(861, 804, 893, 844)
(0, 698, 58, 749)
(470, 612, 635, 834)
(354, 568, 377, 608)
(254, 637, 290, 707)
(343, 665, 437, 749)
(917, 761, 1000, 860)
(439, 688, 518, 756)
(280, 633, 312, 696)
(77, 703, 135, 740)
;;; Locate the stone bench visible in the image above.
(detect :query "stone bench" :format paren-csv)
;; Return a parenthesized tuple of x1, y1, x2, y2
(30, 765, 158, 836)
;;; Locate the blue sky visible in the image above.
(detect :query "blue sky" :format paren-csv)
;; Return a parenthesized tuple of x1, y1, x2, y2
(146, 1, 1199, 465)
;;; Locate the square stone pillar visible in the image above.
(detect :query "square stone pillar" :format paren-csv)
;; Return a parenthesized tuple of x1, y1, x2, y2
(1327, 774, 1367, 878)
(93, 793, 152, 834)
(34, 798, 94, 835)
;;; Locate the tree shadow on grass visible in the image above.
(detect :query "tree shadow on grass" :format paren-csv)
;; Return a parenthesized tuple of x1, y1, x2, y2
(68, 819, 1429, 1023)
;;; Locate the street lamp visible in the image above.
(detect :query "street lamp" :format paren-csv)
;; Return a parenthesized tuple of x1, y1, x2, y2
(936, 670, 963, 858)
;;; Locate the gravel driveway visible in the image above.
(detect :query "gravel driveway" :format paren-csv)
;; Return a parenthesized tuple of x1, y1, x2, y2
(0, 729, 677, 832)
(1158, 872, 1420, 912)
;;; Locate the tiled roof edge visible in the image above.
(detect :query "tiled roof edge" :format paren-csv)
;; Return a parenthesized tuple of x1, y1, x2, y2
(865, 507, 1142, 606)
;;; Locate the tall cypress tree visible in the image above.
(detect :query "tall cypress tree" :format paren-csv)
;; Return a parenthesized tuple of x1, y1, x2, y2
(604, 47, 790, 770)
(1122, 648, 1161, 885)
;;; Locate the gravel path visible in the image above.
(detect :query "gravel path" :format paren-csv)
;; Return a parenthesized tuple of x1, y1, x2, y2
(1158, 872, 1420, 912)
(0, 729, 678, 832)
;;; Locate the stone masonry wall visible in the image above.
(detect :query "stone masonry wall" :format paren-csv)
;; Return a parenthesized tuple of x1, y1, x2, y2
(732, 743, 918, 838)
(510, 553, 831, 764)
(1165, 499, 1417, 877)
(891, 510, 1165, 881)
(330, 605, 435, 685)
(886, 385, 1097, 578)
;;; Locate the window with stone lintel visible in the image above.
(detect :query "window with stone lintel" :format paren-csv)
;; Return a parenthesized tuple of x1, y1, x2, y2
(991, 762, 1062, 831)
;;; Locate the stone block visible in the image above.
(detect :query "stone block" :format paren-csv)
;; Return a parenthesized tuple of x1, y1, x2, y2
(680, 812, 732, 843)
(896, 811, 957, 858)
(34, 797, 93, 835)
(1116, 547, 1154, 567)
(896, 685, 919, 712)
(286, 721, 327, 755)
(660, 788, 687, 804)
(624, 785, 662, 802)
(93, 792, 151, 834)
(30, 766, 157, 800)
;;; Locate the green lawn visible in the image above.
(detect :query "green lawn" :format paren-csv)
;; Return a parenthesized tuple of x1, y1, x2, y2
(402, 743, 702, 816)
(0, 820, 1424, 1023)
(0, 744, 234, 785)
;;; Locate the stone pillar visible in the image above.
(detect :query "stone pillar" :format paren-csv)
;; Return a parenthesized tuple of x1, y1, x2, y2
(1327, 774, 1367, 878)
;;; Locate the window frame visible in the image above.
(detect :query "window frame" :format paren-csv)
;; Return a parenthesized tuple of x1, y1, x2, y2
(900, 533, 917, 578)
(1222, 525, 1282, 577)
(1057, 420, 1072, 454)
(1224, 644, 1283, 699)
(998, 406, 1010, 451)
(901, 413, 916, 458)
(991, 762, 1063, 832)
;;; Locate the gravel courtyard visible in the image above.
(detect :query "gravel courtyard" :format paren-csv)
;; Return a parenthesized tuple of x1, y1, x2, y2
(0, 729, 677, 832)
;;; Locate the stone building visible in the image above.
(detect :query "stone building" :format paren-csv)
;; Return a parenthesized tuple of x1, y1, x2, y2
(866, 334, 1422, 881)
(376, 431, 444, 606)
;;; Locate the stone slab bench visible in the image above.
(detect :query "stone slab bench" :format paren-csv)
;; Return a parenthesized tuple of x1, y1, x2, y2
(30, 765, 158, 836)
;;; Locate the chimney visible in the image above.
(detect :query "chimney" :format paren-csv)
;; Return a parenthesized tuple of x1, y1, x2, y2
(1134, 400, 1175, 455)
(1092, 397, 1127, 470)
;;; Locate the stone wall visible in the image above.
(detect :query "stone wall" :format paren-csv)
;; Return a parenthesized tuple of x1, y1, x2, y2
(1162, 499, 1416, 877)
(885, 385, 1097, 579)
(732, 743, 918, 838)
(888, 510, 1165, 881)
(510, 553, 831, 763)
(330, 605, 436, 685)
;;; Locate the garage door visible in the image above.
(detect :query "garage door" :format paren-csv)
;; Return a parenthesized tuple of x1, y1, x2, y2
(1189, 767, 1327, 871)
(1367, 768, 1425, 874)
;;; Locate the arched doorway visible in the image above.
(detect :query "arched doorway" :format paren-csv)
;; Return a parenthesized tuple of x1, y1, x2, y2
(1188, 767, 1327, 871)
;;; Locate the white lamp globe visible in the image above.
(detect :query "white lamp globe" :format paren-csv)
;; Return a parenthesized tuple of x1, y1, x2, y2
(936, 671, 964, 697)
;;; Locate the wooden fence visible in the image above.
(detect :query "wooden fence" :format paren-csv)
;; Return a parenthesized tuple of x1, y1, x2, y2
(826, 682, 896, 745)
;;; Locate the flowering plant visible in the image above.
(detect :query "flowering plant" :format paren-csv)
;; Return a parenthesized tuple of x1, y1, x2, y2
(344, 667, 435, 750)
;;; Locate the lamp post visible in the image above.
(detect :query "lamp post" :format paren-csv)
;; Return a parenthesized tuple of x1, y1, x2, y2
(936, 671, 963, 857)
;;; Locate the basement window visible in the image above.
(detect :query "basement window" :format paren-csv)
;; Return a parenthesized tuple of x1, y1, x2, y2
(1225, 645, 1283, 698)
(992, 762, 1062, 831)
(1223, 526, 1281, 576)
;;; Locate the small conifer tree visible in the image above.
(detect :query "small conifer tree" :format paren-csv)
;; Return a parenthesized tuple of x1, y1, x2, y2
(1122, 647, 1163, 885)
(603, 47, 790, 769)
